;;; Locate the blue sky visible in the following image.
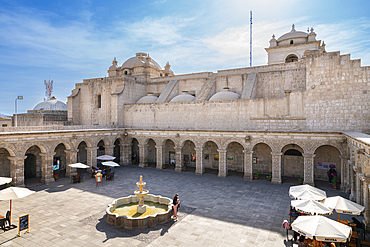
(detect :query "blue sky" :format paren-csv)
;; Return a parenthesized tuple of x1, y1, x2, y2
(1, 0, 370, 116)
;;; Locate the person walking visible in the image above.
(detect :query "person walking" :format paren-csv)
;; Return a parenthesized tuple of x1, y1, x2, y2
(172, 193, 180, 220)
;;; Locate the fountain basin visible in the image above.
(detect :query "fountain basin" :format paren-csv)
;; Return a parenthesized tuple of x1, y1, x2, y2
(106, 194, 173, 230)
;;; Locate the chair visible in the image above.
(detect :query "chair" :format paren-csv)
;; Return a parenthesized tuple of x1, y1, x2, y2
(106, 172, 114, 181)
(5, 211, 10, 226)
(0, 218, 5, 231)
(72, 175, 79, 183)
(78, 174, 84, 183)
(289, 206, 299, 223)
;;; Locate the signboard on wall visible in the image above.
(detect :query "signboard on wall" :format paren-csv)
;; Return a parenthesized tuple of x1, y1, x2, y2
(317, 162, 336, 169)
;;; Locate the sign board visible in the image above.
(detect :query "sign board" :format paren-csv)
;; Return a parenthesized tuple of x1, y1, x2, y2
(317, 162, 336, 170)
(18, 214, 29, 236)
(95, 173, 103, 187)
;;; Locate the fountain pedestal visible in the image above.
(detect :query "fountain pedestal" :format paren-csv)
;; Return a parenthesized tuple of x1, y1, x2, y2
(134, 175, 149, 213)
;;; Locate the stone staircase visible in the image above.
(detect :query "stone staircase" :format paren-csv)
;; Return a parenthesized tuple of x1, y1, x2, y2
(194, 75, 216, 101)
(155, 80, 179, 103)
(241, 73, 257, 99)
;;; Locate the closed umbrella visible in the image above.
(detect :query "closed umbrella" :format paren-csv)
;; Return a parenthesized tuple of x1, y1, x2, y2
(101, 161, 120, 167)
(289, 184, 327, 201)
(96, 155, 116, 161)
(0, 177, 12, 185)
(291, 199, 332, 216)
(0, 187, 35, 225)
(323, 196, 365, 220)
(292, 215, 352, 243)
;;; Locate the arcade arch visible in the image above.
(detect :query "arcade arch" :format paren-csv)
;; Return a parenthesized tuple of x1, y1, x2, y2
(146, 139, 156, 167)
(24, 145, 42, 182)
(77, 141, 88, 164)
(114, 139, 121, 164)
(226, 142, 244, 177)
(252, 143, 272, 177)
(163, 139, 175, 170)
(182, 140, 196, 172)
(131, 138, 139, 165)
(314, 145, 341, 182)
(54, 143, 67, 178)
(282, 144, 304, 179)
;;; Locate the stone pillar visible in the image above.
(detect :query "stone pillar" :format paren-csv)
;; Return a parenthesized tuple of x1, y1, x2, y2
(86, 147, 98, 168)
(359, 175, 370, 225)
(155, 145, 165, 170)
(271, 152, 282, 184)
(195, 147, 204, 175)
(40, 152, 56, 184)
(349, 160, 355, 195)
(174, 146, 183, 172)
(243, 150, 253, 181)
(302, 153, 316, 186)
(65, 149, 78, 177)
(121, 144, 132, 166)
(8, 156, 26, 187)
(138, 144, 148, 168)
(218, 149, 227, 178)
(104, 145, 115, 156)
(353, 166, 361, 203)
(339, 155, 350, 192)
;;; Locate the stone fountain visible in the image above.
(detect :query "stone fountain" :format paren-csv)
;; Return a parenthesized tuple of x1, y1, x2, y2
(134, 175, 149, 213)
(106, 175, 173, 230)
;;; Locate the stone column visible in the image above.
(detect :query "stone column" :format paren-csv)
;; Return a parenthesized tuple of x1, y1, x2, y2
(8, 156, 26, 187)
(339, 155, 350, 192)
(243, 150, 253, 181)
(174, 146, 183, 172)
(359, 175, 370, 225)
(353, 166, 361, 203)
(218, 149, 227, 178)
(302, 153, 316, 186)
(104, 145, 115, 156)
(138, 144, 148, 168)
(195, 147, 204, 175)
(271, 152, 282, 184)
(65, 149, 78, 176)
(86, 147, 98, 168)
(121, 144, 132, 166)
(155, 145, 165, 170)
(40, 152, 56, 184)
(349, 160, 355, 195)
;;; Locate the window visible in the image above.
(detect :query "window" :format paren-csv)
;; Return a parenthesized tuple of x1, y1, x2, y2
(97, 95, 101, 108)
(2, 124, 7, 127)
(284, 149, 302, 156)
(285, 54, 298, 63)
(290, 40, 294, 44)
(124, 71, 128, 75)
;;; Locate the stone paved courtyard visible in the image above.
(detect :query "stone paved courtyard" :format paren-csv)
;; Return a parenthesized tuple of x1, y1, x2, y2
(0, 166, 353, 247)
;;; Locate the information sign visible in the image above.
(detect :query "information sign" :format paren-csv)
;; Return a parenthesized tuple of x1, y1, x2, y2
(18, 214, 29, 236)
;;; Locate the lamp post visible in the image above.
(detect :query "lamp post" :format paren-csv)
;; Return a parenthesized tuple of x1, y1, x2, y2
(15, 96, 23, 127)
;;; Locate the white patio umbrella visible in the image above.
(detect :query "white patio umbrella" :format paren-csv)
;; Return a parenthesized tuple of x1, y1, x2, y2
(101, 161, 120, 167)
(68, 163, 90, 169)
(323, 196, 365, 220)
(0, 187, 35, 225)
(0, 177, 12, 185)
(291, 199, 333, 216)
(95, 155, 116, 161)
(292, 215, 352, 243)
(289, 184, 327, 201)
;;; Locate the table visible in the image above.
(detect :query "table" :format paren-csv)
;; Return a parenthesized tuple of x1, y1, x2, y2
(0, 215, 4, 219)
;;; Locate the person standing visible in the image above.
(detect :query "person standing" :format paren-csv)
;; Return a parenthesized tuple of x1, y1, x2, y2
(173, 193, 180, 220)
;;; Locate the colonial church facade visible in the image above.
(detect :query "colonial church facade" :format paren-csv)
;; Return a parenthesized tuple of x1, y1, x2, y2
(1, 25, 370, 223)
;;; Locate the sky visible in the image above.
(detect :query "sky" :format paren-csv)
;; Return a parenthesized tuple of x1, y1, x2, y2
(0, 0, 370, 116)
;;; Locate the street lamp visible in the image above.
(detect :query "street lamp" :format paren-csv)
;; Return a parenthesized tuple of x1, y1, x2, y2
(15, 96, 23, 127)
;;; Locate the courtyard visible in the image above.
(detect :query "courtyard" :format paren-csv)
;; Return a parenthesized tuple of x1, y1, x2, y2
(0, 166, 355, 246)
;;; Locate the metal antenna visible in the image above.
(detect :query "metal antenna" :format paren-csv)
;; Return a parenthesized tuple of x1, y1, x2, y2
(250, 11, 252, 67)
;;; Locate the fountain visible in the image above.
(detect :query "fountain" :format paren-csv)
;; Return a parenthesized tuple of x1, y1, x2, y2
(106, 175, 173, 230)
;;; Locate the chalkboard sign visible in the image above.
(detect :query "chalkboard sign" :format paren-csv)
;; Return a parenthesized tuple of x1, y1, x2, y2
(18, 214, 29, 236)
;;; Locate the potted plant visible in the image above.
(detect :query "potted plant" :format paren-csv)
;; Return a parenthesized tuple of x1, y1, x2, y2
(53, 174, 59, 181)
(332, 175, 338, 189)
(162, 164, 166, 169)
(145, 162, 149, 167)
(298, 178, 303, 185)
(254, 171, 259, 179)
(182, 165, 186, 172)
(267, 174, 272, 181)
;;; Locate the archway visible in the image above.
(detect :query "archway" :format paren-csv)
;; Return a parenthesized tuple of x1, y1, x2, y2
(182, 140, 196, 173)
(131, 138, 139, 165)
(285, 54, 298, 63)
(146, 139, 156, 168)
(114, 139, 121, 165)
(252, 143, 272, 180)
(314, 145, 341, 187)
(203, 141, 219, 175)
(226, 142, 244, 178)
(282, 144, 304, 183)
(24, 145, 42, 184)
(54, 143, 66, 178)
(77, 141, 87, 164)
(163, 139, 175, 170)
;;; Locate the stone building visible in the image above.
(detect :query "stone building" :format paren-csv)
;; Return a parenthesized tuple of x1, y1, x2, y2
(0, 25, 369, 224)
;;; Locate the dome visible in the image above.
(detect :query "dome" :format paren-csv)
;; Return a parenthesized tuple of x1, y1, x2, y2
(277, 24, 308, 42)
(209, 88, 240, 101)
(121, 53, 162, 71)
(136, 95, 158, 104)
(33, 98, 67, 111)
(170, 92, 195, 103)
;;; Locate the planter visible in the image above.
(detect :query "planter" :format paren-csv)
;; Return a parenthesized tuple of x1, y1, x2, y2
(254, 176, 258, 180)
(333, 186, 338, 190)
(53, 174, 59, 181)
(299, 182, 303, 185)
(267, 178, 271, 181)
(182, 169, 186, 172)
(162, 166, 166, 169)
